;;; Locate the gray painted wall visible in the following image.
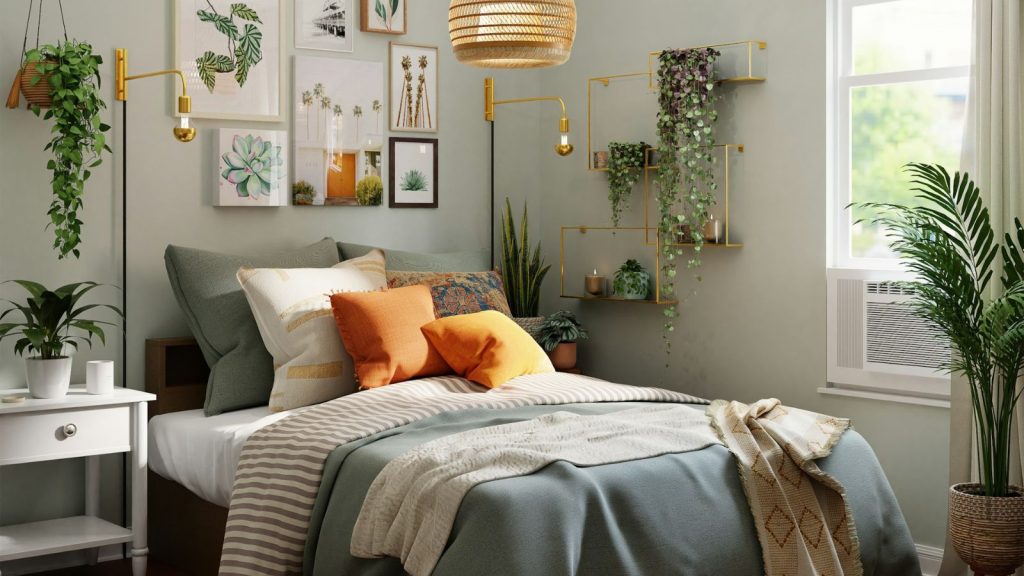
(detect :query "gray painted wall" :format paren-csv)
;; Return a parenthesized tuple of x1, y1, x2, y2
(533, 0, 950, 548)
(0, 0, 949, 563)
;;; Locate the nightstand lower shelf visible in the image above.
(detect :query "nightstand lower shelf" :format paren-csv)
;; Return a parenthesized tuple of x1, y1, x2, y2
(0, 515, 133, 562)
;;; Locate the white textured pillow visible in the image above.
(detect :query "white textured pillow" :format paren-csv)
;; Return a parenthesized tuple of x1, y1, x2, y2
(237, 250, 387, 412)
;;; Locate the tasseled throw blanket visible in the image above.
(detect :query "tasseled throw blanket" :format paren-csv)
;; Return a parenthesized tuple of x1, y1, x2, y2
(708, 398, 862, 576)
(354, 398, 862, 576)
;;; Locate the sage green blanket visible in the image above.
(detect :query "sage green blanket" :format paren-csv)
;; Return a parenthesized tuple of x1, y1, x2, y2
(303, 403, 921, 576)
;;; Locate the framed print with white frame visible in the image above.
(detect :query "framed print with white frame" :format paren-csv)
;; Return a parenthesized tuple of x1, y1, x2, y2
(216, 129, 288, 206)
(294, 55, 385, 207)
(174, 0, 285, 121)
(389, 137, 438, 208)
(389, 43, 438, 133)
(361, 0, 407, 35)
(295, 0, 354, 53)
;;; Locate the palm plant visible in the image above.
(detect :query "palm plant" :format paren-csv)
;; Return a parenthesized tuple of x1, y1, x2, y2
(353, 105, 363, 144)
(0, 281, 121, 359)
(501, 198, 551, 317)
(856, 163, 1024, 497)
(373, 100, 382, 133)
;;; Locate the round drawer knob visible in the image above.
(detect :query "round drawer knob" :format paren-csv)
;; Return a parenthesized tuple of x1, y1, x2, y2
(63, 423, 78, 438)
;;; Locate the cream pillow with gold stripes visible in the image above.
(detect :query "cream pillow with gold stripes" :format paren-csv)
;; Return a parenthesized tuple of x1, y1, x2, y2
(237, 250, 387, 412)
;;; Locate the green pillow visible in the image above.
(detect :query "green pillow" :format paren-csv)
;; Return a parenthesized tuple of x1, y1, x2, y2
(339, 242, 490, 272)
(165, 238, 340, 415)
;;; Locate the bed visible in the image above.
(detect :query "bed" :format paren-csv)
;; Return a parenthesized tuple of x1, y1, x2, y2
(145, 338, 922, 576)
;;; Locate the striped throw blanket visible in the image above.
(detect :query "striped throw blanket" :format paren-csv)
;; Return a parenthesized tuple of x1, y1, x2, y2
(709, 399, 862, 576)
(219, 373, 707, 576)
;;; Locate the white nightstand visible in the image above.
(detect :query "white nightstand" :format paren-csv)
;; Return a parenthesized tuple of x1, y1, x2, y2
(0, 387, 155, 575)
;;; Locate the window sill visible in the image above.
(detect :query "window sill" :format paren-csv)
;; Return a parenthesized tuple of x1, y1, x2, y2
(817, 386, 949, 409)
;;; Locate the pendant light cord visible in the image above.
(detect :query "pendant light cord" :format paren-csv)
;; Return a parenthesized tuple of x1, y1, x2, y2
(19, 0, 35, 62)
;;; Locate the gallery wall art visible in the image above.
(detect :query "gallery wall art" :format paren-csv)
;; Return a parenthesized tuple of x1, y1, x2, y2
(389, 43, 438, 133)
(216, 129, 288, 206)
(361, 0, 406, 35)
(175, 0, 285, 121)
(294, 55, 385, 206)
(390, 137, 438, 208)
(295, 0, 354, 52)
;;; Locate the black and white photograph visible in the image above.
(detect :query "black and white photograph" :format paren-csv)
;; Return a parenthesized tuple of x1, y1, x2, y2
(296, 0, 354, 52)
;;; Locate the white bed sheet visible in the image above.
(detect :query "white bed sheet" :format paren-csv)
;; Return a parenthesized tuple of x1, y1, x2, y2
(149, 406, 305, 507)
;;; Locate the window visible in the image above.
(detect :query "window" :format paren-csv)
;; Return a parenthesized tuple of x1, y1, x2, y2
(830, 0, 972, 269)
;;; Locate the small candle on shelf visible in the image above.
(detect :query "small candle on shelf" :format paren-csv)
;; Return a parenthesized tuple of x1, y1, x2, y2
(585, 269, 606, 297)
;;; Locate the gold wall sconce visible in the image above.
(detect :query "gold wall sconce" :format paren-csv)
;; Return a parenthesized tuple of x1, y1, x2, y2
(114, 48, 195, 143)
(484, 77, 573, 156)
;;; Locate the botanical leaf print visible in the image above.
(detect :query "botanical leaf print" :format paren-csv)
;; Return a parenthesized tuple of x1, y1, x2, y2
(194, 2, 263, 92)
(230, 3, 261, 23)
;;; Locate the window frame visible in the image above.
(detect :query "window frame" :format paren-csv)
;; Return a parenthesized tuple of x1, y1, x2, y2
(828, 0, 971, 270)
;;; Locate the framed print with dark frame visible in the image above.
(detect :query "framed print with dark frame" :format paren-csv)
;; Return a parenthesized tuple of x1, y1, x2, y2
(389, 43, 438, 133)
(361, 0, 407, 35)
(174, 0, 286, 121)
(389, 137, 438, 208)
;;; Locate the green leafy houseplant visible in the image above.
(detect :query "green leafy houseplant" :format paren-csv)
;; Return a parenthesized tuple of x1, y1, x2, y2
(501, 198, 551, 317)
(356, 175, 383, 206)
(856, 163, 1024, 497)
(655, 47, 721, 337)
(0, 281, 121, 359)
(24, 41, 111, 260)
(401, 169, 429, 192)
(195, 2, 263, 92)
(293, 180, 315, 205)
(537, 310, 589, 352)
(606, 141, 647, 227)
(613, 259, 650, 300)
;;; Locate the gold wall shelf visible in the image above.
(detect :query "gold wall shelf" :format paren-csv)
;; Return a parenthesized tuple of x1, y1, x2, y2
(587, 39, 766, 171)
(559, 226, 677, 305)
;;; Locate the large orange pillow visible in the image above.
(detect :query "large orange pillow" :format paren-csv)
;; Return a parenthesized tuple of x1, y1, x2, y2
(330, 285, 451, 389)
(420, 310, 554, 389)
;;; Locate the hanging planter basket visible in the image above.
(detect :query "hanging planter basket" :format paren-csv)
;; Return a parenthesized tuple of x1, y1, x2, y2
(6, 0, 67, 110)
(18, 60, 54, 108)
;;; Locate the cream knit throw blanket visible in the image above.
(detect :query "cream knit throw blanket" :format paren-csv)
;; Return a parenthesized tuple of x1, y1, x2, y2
(708, 398, 862, 576)
(351, 404, 721, 576)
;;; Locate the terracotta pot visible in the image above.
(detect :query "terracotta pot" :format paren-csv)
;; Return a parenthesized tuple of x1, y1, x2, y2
(20, 60, 54, 108)
(548, 342, 577, 371)
(950, 483, 1024, 576)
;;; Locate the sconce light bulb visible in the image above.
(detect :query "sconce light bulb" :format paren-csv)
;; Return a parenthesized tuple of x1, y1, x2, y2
(561, 133, 569, 146)
(180, 116, 190, 130)
(173, 114, 197, 143)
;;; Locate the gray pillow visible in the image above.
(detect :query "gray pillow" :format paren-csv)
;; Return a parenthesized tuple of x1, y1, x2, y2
(339, 242, 490, 272)
(165, 238, 340, 415)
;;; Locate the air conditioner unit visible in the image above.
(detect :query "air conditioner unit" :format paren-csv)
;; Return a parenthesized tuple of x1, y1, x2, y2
(826, 268, 950, 398)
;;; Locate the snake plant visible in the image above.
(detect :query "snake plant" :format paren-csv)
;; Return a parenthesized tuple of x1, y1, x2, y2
(501, 198, 550, 318)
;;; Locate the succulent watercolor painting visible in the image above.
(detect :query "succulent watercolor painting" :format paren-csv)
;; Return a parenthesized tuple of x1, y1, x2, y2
(400, 169, 428, 192)
(221, 133, 284, 199)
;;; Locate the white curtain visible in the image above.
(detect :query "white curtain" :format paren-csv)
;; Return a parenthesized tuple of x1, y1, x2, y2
(939, 1, 1023, 575)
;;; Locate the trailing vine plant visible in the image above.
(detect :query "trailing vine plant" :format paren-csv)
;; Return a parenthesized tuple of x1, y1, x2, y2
(25, 41, 110, 259)
(606, 141, 647, 227)
(655, 47, 721, 350)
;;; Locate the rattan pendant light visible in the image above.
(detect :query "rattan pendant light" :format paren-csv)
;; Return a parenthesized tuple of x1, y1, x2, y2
(448, 0, 577, 68)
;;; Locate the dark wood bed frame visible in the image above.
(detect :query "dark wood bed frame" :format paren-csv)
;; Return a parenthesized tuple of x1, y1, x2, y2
(146, 338, 226, 576)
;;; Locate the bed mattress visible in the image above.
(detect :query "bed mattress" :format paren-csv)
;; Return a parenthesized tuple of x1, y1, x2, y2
(149, 406, 304, 507)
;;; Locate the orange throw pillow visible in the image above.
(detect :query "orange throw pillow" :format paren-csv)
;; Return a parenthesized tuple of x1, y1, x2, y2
(421, 310, 554, 389)
(330, 285, 451, 389)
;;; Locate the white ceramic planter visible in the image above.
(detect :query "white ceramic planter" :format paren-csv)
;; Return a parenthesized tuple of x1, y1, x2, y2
(26, 357, 73, 399)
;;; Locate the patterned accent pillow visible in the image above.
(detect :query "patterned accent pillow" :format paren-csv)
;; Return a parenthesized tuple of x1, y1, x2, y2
(238, 250, 387, 412)
(386, 271, 513, 318)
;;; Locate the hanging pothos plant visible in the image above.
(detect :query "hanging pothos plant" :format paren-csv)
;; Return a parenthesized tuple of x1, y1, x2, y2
(655, 47, 721, 347)
(25, 40, 110, 260)
(606, 141, 647, 227)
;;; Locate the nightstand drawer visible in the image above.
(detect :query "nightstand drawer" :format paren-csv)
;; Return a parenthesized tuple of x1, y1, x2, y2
(0, 405, 131, 465)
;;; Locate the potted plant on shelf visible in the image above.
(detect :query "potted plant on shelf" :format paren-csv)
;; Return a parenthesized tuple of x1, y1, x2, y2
(293, 180, 316, 205)
(537, 311, 589, 371)
(24, 40, 111, 260)
(857, 163, 1024, 576)
(0, 281, 121, 399)
(613, 259, 650, 300)
(501, 198, 551, 329)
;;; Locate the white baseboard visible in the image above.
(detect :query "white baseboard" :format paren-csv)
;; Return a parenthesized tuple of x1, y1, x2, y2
(0, 546, 122, 576)
(918, 543, 943, 576)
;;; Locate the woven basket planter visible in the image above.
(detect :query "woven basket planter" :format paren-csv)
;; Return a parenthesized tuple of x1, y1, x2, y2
(950, 483, 1024, 576)
(20, 60, 54, 108)
(514, 316, 545, 341)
